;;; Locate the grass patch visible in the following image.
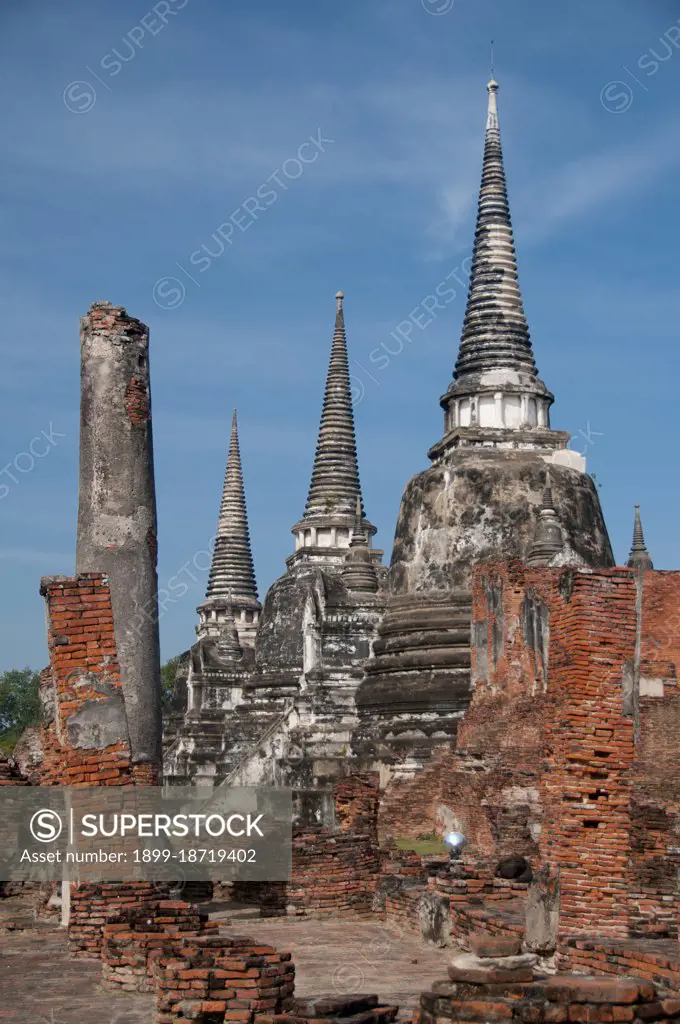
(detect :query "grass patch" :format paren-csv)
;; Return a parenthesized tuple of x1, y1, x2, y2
(394, 836, 447, 855)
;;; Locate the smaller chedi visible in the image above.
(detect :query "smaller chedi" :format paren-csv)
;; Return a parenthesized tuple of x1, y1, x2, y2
(164, 291, 385, 813)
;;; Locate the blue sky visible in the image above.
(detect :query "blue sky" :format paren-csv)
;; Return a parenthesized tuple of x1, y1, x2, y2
(1, 0, 679, 670)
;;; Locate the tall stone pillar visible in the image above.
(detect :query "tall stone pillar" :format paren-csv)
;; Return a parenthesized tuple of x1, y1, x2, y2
(76, 301, 161, 766)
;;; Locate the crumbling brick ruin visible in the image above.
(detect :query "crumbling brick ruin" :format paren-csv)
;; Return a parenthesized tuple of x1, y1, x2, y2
(5, 75, 680, 1024)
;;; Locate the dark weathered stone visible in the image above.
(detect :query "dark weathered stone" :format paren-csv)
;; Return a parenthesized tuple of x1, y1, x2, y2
(288, 292, 380, 569)
(390, 453, 613, 595)
(627, 504, 653, 571)
(469, 933, 522, 958)
(76, 301, 161, 765)
(496, 855, 532, 882)
(419, 892, 451, 947)
(524, 864, 560, 955)
(164, 293, 385, 790)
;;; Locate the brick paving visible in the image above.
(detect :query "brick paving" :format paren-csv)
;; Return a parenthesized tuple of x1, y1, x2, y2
(0, 900, 449, 1024)
(250, 916, 450, 1017)
(0, 901, 151, 1024)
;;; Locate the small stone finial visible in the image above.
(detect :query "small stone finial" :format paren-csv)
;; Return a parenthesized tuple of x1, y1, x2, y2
(215, 600, 243, 661)
(527, 477, 564, 567)
(350, 495, 368, 547)
(336, 290, 344, 311)
(541, 472, 555, 511)
(342, 496, 378, 594)
(486, 77, 499, 128)
(627, 504, 653, 571)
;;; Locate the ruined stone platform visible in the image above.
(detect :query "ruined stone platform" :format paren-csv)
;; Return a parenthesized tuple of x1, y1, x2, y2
(0, 898, 151, 1024)
(0, 900, 449, 1024)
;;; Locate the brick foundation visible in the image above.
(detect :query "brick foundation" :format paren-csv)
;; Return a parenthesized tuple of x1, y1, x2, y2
(102, 899, 218, 990)
(233, 827, 379, 916)
(234, 775, 381, 917)
(418, 972, 680, 1024)
(151, 933, 295, 1024)
(69, 882, 174, 959)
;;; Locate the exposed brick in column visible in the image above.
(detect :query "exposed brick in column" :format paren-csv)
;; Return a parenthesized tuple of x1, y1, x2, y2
(38, 572, 157, 786)
(629, 570, 680, 937)
(540, 568, 637, 939)
(334, 772, 379, 835)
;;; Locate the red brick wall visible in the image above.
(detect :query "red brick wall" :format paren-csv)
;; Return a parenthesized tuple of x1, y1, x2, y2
(35, 573, 161, 952)
(38, 573, 158, 786)
(233, 776, 381, 916)
(629, 571, 680, 937)
(538, 568, 636, 939)
(378, 562, 551, 861)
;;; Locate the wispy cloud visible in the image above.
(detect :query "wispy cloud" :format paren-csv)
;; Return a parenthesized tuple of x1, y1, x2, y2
(516, 122, 680, 243)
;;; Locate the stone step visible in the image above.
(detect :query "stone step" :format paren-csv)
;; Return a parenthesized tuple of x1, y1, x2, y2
(373, 630, 470, 655)
(368, 649, 471, 672)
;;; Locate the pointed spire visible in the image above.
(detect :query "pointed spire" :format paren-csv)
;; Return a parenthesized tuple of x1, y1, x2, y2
(627, 505, 653, 570)
(342, 496, 379, 593)
(303, 292, 366, 520)
(198, 411, 260, 648)
(433, 79, 556, 459)
(454, 79, 535, 380)
(289, 292, 381, 568)
(206, 410, 258, 601)
(527, 475, 565, 566)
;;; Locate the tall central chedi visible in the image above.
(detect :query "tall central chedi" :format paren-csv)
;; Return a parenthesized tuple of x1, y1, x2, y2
(354, 80, 614, 766)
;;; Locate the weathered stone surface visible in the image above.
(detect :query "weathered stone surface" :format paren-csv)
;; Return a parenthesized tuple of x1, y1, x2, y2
(390, 453, 613, 596)
(295, 995, 379, 1017)
(448, 961, 534, 985)
(64, 694, 129, 749)
(419, 892, 451, 947)
(450, 952, 537, 978)
(524, 864, 560, 955)
(469, 932, 522, 958)
(76, 301, 161, 765)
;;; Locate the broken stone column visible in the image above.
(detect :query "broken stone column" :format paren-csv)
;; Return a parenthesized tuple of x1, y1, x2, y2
(524, 863, 560, 955)
(76, 301, 161, 766)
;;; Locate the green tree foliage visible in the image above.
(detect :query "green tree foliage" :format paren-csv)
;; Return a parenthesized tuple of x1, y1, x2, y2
(0, 667, 41, 752)
(161, 656, 181, 710)
(0, 658, 181, 752)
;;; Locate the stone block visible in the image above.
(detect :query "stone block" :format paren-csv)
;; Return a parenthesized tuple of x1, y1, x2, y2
(448, 953, 535, 985)
(469, 932, 522, 958)
(295, 995, 379, 1018)
(545, 976, 654, 1005)
(524, 865, 560, 955)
